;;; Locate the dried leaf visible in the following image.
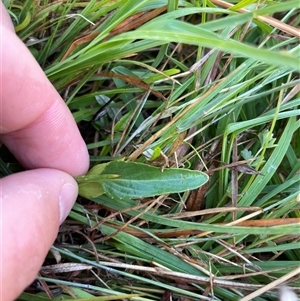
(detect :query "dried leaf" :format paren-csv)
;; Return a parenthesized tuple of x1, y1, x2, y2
(186, 180, 210, 211)
(99, 71, 166, 100)
(229, 164, 263, 175)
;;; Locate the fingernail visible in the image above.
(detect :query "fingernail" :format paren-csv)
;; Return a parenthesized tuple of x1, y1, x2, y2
(59, 182, 78, 224)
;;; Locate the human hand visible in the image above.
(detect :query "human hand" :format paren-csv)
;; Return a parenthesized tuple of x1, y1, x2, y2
(0, 4, 89, 300)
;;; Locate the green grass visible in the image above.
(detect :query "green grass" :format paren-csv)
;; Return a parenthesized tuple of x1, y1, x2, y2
(3, 0, 300, 300)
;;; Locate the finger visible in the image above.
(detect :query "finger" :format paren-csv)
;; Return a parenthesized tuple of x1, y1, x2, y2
(0, 5, 58, 134)
(0, 2, 14, 31)
(0, 5, 89, 176)
(0, 169, 78, 301)
(1, 99, 89, 176)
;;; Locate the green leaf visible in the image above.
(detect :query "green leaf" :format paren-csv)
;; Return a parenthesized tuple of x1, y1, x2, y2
(149, 146, 162, 161)
(77, 181, 104, 199)
(114, 19, 299, 71)
(87, 162, 110, 175)
(258, 129, 277, 148)
(114, 112, 132, 131)
(101, 223, 204, 276)
(241, 149, 253, 160)
(229, 0, 258, 11)
(77, 161, 209, 200)
(101, 161, 209, 200)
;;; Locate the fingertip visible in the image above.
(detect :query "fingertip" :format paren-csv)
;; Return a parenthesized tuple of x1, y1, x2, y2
(59, 181, 78, 223)
(1, 98, 90, 176)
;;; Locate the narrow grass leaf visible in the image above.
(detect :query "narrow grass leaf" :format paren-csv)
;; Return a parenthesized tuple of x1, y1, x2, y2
(238, 117, 299, 207)
(116, 19, 299, 70)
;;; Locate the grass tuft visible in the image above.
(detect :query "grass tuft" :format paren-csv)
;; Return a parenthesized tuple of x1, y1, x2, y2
(3, 0, 299, 300)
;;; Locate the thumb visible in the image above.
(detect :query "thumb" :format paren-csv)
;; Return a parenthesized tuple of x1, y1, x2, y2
(0, 169, 78, 301)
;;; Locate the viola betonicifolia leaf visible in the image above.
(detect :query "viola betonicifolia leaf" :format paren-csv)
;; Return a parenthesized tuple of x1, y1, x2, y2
(76, 161, 209, 200)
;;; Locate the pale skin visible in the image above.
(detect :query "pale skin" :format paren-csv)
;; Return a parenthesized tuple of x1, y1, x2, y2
(0, 4, 89, 300)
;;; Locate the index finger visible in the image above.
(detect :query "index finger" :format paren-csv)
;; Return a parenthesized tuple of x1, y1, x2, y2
(0, 4, 89, 176)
